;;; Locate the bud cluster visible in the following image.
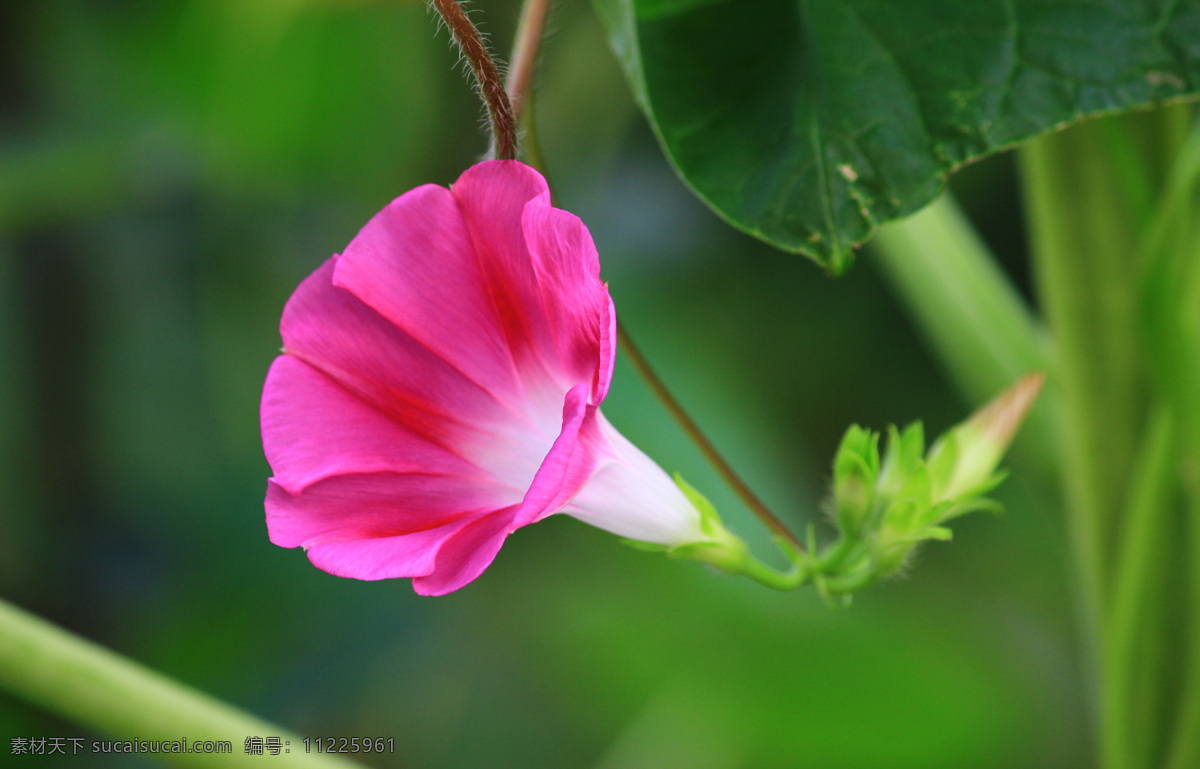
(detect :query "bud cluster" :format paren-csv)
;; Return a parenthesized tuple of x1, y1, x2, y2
(624, 374, 1043, 599)
(811, 373, 1044, 595)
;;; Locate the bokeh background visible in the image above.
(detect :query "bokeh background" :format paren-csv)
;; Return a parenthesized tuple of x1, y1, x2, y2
(1, 1, 1086, 766)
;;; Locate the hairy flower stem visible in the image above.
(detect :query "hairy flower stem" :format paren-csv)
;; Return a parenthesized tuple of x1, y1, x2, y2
(430, 0, 517, 160)
(506, 0, 550, 121)
(615, 321, 804, 553)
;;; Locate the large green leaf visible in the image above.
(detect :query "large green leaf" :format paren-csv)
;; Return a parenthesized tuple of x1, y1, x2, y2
(592, 0, 1200, 273)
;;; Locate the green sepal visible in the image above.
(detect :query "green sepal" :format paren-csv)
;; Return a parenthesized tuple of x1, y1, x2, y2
(871, 537, 915, 577)
(878, 422, 925, 505)
(833, 424, 880, 534)
(920, 526, 953, 542)
(673, 472, 724, 539)
(836, 424, 881, 475)
(939, 495, 1006, 522)
(950, 469, 1009, 506)
(894, 464, 933, 512)
(619, 538, 671, 553)
(668, 474, 750, 574)
(666, 542, 710, 560)
(915, 499, 958, 529)
(666, 541, 749, 575)
(882, 498, 918, 531)
(926, 432, 960, 500)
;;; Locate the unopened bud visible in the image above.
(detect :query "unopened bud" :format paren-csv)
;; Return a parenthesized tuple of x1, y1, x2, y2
(929, 373, 1044, 502)
(833, 425, 879, 534)
(877, 422, 925, 506)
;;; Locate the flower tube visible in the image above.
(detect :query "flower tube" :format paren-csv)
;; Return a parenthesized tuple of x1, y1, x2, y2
(261, 161, 737, 595)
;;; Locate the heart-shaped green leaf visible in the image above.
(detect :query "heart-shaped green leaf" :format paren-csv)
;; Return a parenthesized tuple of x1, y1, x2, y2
(593, 0, 1200, 273)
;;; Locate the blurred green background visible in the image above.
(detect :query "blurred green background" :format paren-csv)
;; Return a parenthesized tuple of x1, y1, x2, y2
(0, 0, 1087, 766)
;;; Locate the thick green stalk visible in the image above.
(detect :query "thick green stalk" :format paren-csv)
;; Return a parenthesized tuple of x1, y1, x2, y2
(1020, 108, 1189, 769)
(1167, 488, 1200, 769)
(1103, 409, 1176, 769)
(1163, 328, 1200, 769)
(1020, 118, 1148, 635)
(0, 599, 363, 769)
(871, 195, 1049, 402)
(1161, 146, 1200, 769)
(870, 195, 1055, 471)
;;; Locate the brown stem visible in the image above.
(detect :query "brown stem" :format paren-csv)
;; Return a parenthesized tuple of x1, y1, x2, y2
(430, 0, 517, 160)
(616, 320, 804, 552)
(506, 0, 550, 123)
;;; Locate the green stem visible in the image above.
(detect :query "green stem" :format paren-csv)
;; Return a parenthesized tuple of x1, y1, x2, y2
(1166, 488, 1200, 769)
(871, 194, 1050, 414)
(739, 556, 808, 592)
(870, 195, 1056, 484)
(517, 95, 553, 196)
(736, 539, 870, 594)
(1020, 108, 1188, 769)
(820, 569, 879, 596)
(1104, 408, 1177, 769)
(1020, 121, 1144, 656)
(506, 0, 550, 122)
(616, 321, 804, 552)
(1161, 138, 1200, 769)
(1138, 119, 1200, 769)
(1136, 119, 1200, 285)
(0, 598, 363, 769)
(814, 535, 863, 574)
(1164, 304, 1200, 769)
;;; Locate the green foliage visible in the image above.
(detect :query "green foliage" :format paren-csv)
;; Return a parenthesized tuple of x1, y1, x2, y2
(592, 0, 1200, 272)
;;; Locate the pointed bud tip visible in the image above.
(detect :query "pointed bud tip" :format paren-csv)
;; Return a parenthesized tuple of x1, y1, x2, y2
(968, 372, 1045, 450)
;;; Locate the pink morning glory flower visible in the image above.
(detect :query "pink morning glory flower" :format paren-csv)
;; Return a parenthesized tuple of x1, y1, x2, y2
(261, 161, 736, 595)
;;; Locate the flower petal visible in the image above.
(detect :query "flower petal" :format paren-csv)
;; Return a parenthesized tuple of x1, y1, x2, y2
(411, 512, 516, 596)
(280, 256, 511, 450)
(265, 474, 511, 549)
(332, 183, 525, 400)
(563, 411, 709, 546)
(261, 355, 484, 495)
(511, 383, 600, 528)
(450, 161, 560, 383)
(304, 520, 478, 581)
(260, 161, 691, 595)
(522, 199, 616, 404)
(333, 161, 613, 407)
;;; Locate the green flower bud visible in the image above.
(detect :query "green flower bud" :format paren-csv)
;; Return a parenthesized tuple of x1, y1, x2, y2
(873, 499, 919, 576)
(928, 373, 1044, 503)
(876, 422, 925, 509)
(832, 425, 880, 535)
